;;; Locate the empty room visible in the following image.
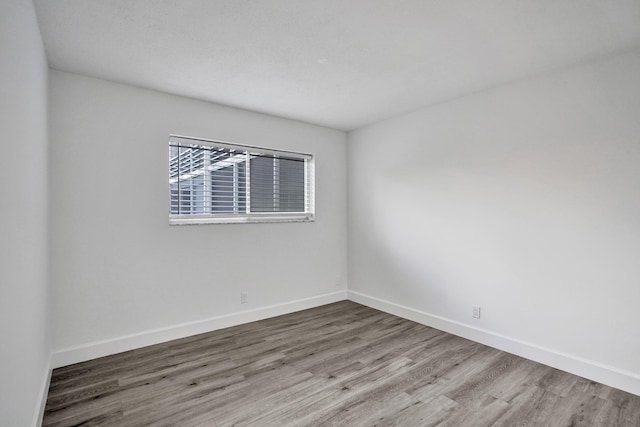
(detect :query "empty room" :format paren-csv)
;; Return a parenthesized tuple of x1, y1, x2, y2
(2, 0, 640, 425)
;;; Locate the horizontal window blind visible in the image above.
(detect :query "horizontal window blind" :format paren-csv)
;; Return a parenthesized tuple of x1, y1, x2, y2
(169, 135, 314, 224)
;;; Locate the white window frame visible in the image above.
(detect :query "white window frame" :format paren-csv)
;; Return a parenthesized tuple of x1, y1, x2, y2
(169, 134, 315, 225)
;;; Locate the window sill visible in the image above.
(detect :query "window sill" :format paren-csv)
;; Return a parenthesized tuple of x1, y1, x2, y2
(169, 213, 315, 225)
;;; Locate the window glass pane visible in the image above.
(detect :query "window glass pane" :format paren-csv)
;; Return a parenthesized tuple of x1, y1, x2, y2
(278, 157, 305, 212)
(169, 136, 312, 223)
(249, 156, 276, 212)
(250, 156, 304, 212)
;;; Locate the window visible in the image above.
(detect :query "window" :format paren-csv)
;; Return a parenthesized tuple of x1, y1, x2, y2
(169, 135, 314, 224)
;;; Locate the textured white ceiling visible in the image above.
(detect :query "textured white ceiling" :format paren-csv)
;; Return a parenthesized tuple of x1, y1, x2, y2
(34, 0, 640, 130)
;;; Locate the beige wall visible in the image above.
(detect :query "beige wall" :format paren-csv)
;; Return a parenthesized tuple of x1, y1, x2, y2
(49, 70, 348, 362)
(348, 50, 640, 394)
(0, 0, 51, 425)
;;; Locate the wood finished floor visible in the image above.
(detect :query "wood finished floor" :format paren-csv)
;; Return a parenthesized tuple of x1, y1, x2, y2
(43, 301, 640, 427)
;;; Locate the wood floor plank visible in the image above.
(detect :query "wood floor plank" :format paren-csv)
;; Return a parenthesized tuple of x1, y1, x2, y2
(439, 395, 511, 427)
(492, 384, 560, 427)
(43, 301, 640, 426)
(373, 394, 459, 427)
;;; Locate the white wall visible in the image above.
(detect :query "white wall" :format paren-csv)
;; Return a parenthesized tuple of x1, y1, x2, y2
(0, 0, 51, 425)
(49, 70, 348, 364)
(348, 50, 640, 394)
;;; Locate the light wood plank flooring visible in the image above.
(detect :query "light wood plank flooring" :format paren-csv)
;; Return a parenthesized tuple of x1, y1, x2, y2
(43, 301, 640, 426)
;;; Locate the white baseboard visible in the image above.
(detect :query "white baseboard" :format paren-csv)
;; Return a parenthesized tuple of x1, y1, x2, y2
(348, 290, 640, 396)
(33, 358, 52, 427)
(49, 288, 640, 396)
(51, 290, 348, 369)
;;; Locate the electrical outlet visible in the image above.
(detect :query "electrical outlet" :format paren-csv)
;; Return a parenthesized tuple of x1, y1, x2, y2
(241, 292, 248, 304)
(472, 305, 481, 319)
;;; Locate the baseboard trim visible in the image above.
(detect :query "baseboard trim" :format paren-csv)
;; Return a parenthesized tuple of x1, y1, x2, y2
(49, 288, 639, 396)
(33, 357, 52, 427)
(348, 290, 640, 396)
(51, 290, 348, 369)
